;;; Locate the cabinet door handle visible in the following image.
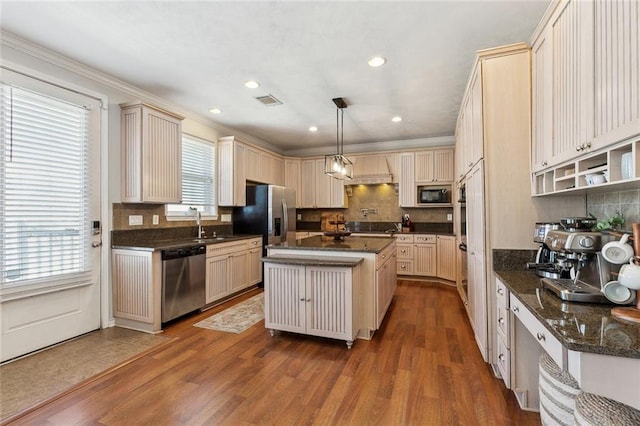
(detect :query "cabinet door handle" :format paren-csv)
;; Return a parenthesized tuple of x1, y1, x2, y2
(300, 297, 305, 302)
(512, 306, 519, 313)
(498, 353, 505, 361)
(542, 161, 548, 167)
(306, 298, 311, 302)
(497, 288, 504, 296)
(498, 317, 505, 325)
(536, 332, 545, 342)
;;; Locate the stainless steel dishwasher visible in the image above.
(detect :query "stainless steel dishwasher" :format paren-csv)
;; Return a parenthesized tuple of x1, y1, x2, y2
(161, 244, 206, 323)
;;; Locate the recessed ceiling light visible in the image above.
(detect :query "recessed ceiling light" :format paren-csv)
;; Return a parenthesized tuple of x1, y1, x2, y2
(309, 126, 318, 132)
(391, 116, 402, 122)
(368, 56, 387, 67)
(209, 108, 222, 114)
(244, 80, 260, 89)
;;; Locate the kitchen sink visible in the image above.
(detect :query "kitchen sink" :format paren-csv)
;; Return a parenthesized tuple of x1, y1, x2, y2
(193, 237, 228, 243)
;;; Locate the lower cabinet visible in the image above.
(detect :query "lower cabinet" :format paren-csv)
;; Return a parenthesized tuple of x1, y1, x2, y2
(376, 249, 397, 327)
(436, 235, 456, 281)
(414, 235, 437, 276)
(205, 237, 262, 304)
(263, 261, 361, 349)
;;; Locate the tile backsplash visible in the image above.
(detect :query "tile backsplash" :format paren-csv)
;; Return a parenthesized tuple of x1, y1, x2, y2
(586, 189, 640, 231)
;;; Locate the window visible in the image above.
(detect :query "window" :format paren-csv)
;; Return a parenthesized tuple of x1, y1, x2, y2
(0, 83, 92, 289)
(166, 134, 217, 219)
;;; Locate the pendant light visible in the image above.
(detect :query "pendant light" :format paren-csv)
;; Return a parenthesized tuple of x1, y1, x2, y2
(324, 97, 353, 180)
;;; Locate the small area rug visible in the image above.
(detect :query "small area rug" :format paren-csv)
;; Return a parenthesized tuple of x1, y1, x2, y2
(194, 292, 264, 333)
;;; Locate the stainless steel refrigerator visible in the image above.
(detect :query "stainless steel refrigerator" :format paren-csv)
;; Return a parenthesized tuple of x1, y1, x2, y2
(232, 185, 297, 257)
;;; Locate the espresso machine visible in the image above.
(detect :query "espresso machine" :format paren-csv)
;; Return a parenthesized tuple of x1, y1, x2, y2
(540, 230, 613, 303)
(527, 222, 568, 279)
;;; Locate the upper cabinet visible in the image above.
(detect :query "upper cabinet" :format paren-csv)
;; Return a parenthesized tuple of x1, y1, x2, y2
(246, 145, 284, 186)
(531, 0, 639, 173)
(398, 153, 416, 207)
(455, 66, 484, 181)
(284, 158, 301, 207)
(299, 158, 347, 209)
(120, 102, 184, 203)
(415, 149, 455, 183)
(217, 136, 246, 206)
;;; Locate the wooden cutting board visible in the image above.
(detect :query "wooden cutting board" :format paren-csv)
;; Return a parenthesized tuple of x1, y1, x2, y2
(321, 212, 345, 231)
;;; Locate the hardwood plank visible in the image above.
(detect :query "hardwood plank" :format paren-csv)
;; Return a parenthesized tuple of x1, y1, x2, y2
(7, 282, 540, 425)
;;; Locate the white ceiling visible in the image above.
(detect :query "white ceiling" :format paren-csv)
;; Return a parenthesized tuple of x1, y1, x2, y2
(0, 1, 550, 155)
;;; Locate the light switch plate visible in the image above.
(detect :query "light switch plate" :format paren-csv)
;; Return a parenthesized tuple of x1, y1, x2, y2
(129, 215, 143, 226)
(447, 213, 453, 221)
(152, 215, 159, 225)
(221, 214, 231, 222)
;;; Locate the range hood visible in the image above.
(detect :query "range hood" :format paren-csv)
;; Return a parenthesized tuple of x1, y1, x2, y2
(347, 155, 393, 185)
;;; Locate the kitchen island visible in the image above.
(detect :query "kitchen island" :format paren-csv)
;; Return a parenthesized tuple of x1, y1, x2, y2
(266, 235, 397, 340)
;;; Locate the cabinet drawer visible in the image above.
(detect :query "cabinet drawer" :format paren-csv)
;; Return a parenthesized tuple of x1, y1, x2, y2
(206, 240, 248, 257)
(394, 234, 414, 243)
(397, 260, 414, 275)
(496, 278, 509, 309)
(496, 335, 511, 389)
(496, 305, 510, 347)
(414, 234, 436, 244)
(510, 293, 565, 368)
(247, 237, 262, 249)
(376, 243, 396, 269)
(396, 244, 414, 260)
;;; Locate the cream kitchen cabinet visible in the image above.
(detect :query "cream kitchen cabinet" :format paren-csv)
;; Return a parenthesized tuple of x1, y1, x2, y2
(263, 260, 362, 349)
(375, 245, 397, 328)
(112, 248, 162, 333)
(415, 149, 455, 183)
(436, 235, 456, 281)
(205, 237, 262, 304)
(453, 43, 584, 364)
(398, 153, 415, 207)
(120, 102, 183, 203)
(299, 158, 346, 208)
(395, 234, 414, 275)
(455, 68, 483, 180)
(284, 158, 302, 207)
(531, 0, 640, 172)
(217, 136, 246, 207)
(246, 146, 284, 186)
(413, 234, 437, 277)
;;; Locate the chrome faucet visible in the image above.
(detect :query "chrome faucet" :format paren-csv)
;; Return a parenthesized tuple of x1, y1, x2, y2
(196, 212, 206, 238)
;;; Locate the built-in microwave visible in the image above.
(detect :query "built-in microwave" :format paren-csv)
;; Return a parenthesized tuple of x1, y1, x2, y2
(417, 185, 452, 205)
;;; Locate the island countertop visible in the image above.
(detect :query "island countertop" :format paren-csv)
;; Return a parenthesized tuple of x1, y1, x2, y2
(267, 235, 394, 253)
(495, 269, 640, 359)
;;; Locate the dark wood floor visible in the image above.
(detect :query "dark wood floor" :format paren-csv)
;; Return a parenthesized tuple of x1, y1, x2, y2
(8, 280, 540, 425)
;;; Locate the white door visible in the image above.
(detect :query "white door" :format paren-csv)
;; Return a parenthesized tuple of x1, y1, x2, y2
(0, 69, 102, 362)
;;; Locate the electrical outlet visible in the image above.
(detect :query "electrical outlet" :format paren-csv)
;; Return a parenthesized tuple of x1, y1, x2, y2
(129, 215, 143, 226)
(152, 215, 159, 225)
(447, 213, 453, 221)
(297, 214, 302, 220)
(221, 214, 231, 222)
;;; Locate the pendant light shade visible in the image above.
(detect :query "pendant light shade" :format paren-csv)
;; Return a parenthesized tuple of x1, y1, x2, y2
(325, 97, 353, 180)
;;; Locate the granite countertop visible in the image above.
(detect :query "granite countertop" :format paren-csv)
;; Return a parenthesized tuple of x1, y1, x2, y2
(268, 235, 394, 253)
(495, 269, 640, 359)
(262, 255, 364, 267)
(297, 221, 455, 236)
(112, 234, 261, 251)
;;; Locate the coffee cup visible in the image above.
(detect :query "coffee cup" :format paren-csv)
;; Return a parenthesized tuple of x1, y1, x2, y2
(618, 258, 640, 290)
(601, 234, 634, 264)
(602, 280, 635, 304)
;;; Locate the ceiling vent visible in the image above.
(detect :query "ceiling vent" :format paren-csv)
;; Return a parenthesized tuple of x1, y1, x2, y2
(255, 94, 282, 106)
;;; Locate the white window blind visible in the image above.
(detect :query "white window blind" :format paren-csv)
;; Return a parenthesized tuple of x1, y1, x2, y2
(166, 134, 216, 217)
(0, 84, 91, 288)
